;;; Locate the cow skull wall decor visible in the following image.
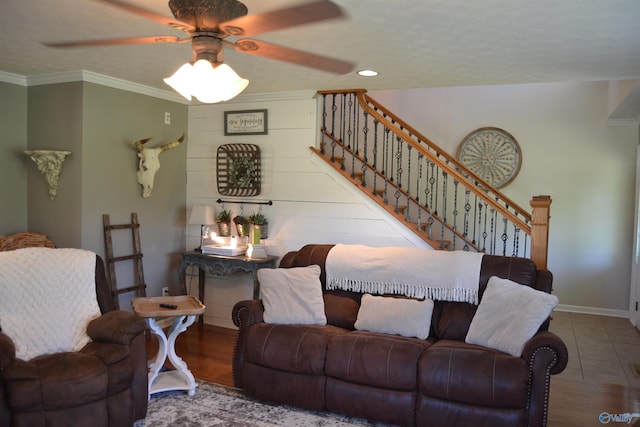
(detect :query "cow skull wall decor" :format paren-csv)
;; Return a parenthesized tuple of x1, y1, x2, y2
(134, 133, 185, 198)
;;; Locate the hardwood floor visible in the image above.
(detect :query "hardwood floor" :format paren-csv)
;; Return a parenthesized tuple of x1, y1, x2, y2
(157, 317, 640, 426)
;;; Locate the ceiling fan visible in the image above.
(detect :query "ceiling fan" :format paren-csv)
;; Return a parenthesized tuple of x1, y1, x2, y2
(45, 0, 355, 75)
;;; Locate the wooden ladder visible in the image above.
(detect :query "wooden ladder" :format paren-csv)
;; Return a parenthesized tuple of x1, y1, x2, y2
(103, 212, 147, 309)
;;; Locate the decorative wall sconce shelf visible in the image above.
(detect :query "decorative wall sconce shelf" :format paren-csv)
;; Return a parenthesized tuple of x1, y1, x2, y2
(24, 150, 71, 200)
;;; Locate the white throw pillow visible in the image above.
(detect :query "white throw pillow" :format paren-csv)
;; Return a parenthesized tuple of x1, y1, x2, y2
(258, 265, 327, 325)
(355, 294, 434, 340)
(465, 276, 558, 357)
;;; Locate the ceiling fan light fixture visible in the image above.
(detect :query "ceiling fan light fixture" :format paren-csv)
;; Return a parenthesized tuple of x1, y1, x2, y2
(164, 59, 249, 103)
(163, 62, 196, 101)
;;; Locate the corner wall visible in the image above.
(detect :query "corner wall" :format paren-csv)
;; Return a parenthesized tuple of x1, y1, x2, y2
(0, 82, 28, 234)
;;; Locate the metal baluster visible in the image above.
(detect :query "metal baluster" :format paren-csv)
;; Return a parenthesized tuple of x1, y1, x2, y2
(372, 120, 380, 197)
(339, 94, 346, 170)
(405, 145, 412, 221)
(440, 169, 448, 249)
(452, 179, 459, 251)
(320, 93, 327, 155)
(417, 153, 424, 230)
(463, 188, 471, 243)
(489, 207, 496, 255)
(480, 201, 487, 252)
(501, 216, 509, 256)
(361, 115, 370, 187)
(329, 94, 337, 162)
(346, 93, 354, 150)
(351, 98, 360, 177)
(383, 128, 390, 204)
(394, 136, 402, 212)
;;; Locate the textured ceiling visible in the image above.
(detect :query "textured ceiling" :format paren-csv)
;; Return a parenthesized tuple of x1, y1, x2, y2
(1, 0, 639, 100)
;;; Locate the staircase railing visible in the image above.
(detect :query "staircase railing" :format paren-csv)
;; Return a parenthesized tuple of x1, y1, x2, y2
(315, 89, 551, 269)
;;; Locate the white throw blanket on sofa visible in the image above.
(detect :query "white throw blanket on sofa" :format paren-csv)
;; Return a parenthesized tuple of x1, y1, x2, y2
(326, 244, 484, 304)
(0, 248, 101, 360)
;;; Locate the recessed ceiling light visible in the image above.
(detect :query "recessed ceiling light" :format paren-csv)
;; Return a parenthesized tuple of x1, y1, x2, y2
(357, 69, 379, 77)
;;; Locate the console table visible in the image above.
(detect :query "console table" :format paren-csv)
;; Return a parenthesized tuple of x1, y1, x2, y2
(180, 251, 278, 326)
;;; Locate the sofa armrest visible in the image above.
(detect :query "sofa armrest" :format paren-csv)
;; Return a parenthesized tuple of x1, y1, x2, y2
(232, 299, 265, 328)
(522, 330, 568, 375)
(0, 332, 16, 369)
(231, 299, 265, 388)
(86, 310, 147, 346)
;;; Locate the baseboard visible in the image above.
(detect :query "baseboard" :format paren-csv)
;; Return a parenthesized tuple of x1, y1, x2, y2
(555, 304, 629, 319)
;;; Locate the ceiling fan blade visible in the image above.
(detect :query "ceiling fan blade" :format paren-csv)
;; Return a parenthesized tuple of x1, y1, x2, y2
(45, 36, 188, 48)
(96, 0, 194, 33)
(233, 38, 354, 75)
(221, 0, 345, 37)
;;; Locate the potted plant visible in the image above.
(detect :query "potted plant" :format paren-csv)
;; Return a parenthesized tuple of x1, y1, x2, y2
(249, 212, 268, 242)
(216, 209, 232, 236)
(233, 215, 249, 237)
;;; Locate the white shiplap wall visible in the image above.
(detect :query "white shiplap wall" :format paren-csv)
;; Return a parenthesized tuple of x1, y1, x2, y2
(186, 90, 429, 328)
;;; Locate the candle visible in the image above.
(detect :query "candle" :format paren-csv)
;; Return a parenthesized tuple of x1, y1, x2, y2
(230, 235, 238, 248)
(252, 225, 261, 245)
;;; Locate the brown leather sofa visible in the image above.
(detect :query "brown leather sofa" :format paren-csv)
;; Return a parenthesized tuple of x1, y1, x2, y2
(0, 253, 148, 427)
(232, 244, 568, 427)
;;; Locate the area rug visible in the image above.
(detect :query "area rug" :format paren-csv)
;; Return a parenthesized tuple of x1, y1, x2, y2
(134, 380, 393, 426)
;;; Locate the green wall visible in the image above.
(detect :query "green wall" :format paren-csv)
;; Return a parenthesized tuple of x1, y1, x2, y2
(1, 80, 188, 306)
(0, 82, 28, 233)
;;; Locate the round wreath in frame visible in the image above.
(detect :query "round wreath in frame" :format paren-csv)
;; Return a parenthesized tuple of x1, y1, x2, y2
(217, 143, 261, 197)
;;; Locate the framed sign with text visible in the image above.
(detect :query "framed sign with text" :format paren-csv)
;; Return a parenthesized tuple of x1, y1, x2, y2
(224, 109, 268, 135)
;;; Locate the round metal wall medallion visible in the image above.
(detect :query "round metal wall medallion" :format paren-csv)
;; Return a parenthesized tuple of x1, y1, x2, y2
(456, 127, 522, 189)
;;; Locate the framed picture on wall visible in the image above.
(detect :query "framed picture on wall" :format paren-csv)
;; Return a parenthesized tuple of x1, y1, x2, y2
(224, 109, 268, 135)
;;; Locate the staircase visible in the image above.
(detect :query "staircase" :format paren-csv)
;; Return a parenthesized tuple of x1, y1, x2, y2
(313, 89, 551, 269)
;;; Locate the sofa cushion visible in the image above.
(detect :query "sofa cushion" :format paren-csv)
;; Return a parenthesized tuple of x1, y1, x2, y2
(465, 276, 558, 357)
(258, 265, 327, 325)
(355, 294, 434, 340)
(326, 331, 431, 390)
(245, 323, 347, 375)
(324, 293, 360, 330)
(418, 340, 529, 408)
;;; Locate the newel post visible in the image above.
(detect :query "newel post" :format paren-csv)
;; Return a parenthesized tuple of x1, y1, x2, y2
(530, 195, 552, 270)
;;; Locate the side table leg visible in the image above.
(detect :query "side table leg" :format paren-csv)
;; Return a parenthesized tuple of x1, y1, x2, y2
(166, 315, 198, 396)
(146, 318, 171, 396)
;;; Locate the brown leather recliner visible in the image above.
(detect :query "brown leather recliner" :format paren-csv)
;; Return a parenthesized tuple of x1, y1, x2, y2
(232, 244, 569, 427)
(0, 252, 148, 427)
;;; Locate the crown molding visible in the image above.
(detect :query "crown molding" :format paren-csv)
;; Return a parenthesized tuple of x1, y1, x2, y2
(27, 70, 189, 104)
(2, 69, 311, 104)
(0, 71, 28, 86)
(0, 69, 188, 104)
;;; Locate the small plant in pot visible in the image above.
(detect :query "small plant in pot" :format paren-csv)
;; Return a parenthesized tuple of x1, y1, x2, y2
(216, 209, 232, 237)
(233, 215, 250, 237)
(249, 212, 268, 242)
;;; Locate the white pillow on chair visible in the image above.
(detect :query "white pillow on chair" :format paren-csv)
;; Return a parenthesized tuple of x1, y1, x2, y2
(465, 276, 558, 357)
(258, 265, 327, 325)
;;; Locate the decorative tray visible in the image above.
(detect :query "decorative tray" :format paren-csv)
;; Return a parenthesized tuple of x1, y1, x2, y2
(131, 295, 205, 318)
(201, 245, 247, 256)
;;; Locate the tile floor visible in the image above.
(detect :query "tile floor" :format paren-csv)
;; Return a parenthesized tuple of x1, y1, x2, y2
(549, 311, 640, 387)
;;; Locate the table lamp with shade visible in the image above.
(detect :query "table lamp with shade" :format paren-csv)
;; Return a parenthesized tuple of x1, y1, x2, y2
(189, 205, 214, 251)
